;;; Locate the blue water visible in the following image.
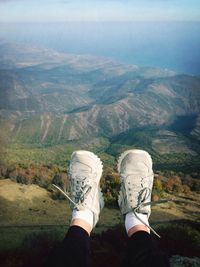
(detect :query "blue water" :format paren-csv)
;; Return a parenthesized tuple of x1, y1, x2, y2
(0, 21, 200, 75)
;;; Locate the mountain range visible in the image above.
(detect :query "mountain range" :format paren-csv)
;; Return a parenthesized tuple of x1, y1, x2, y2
(0, 39, 200, 170)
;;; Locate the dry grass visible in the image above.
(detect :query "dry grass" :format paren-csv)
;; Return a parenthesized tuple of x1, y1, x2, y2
(0, 179, 70, 225)
(0, 179, 199, 248)
(0, 179, 199, 227)
(151, 192, 200, 223)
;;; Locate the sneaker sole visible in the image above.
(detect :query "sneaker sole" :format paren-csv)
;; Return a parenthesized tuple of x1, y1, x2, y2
(117, 149, 152, 175)
(71, 150, 103, 183)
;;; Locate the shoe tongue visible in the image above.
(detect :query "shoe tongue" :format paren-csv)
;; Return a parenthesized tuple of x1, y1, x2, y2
(71, 161, 92, 173)
(121, 160, 148, 176)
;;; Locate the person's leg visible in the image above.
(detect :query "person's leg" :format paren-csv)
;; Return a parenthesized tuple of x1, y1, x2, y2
(126, 230, 169, 267)
(118, 149, 170, 267)
(46, 150, 104, 267)
(46, 225, 90, 267)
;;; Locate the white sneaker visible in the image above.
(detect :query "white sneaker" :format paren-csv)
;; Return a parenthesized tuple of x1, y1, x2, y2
(54, 150, 104, 228)
(118, 149, 171, 238)
(118, 149, 154, 217)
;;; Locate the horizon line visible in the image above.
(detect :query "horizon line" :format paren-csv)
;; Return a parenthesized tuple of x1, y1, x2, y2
(0, 20, 200, 23)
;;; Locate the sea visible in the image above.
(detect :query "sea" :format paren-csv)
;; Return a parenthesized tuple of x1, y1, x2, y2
(0, 21, 200, 75)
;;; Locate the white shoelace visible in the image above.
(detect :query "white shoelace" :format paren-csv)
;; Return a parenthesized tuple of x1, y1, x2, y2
(133, 187, 172, 238)
(52, 182, 92, 209)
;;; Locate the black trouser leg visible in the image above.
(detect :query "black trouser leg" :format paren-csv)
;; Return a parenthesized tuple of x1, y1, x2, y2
(125, 231, 170, 267)
(46, 226, 90, 267)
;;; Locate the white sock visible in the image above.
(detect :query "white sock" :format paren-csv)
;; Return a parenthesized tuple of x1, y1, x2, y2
(125, 212, 150, 234)
(71, 209, 94, 229)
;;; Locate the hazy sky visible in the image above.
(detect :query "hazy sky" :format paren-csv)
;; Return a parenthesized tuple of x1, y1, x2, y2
(0, 0, 199, 22)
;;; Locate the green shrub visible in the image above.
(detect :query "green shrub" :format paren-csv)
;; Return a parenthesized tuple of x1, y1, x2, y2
(152, 178, 165, 199)
(192, 180, 200, 193)
(101, 170, 120, 206)
(16, 175, 30, 185)
(51, 190, 66, 200)
(18, 162, 28, 170)
(32, 175, 51, 190)
(52, 174, 64, 188)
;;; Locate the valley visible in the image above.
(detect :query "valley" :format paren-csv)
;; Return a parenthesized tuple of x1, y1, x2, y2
(0, 40, 200, 173)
